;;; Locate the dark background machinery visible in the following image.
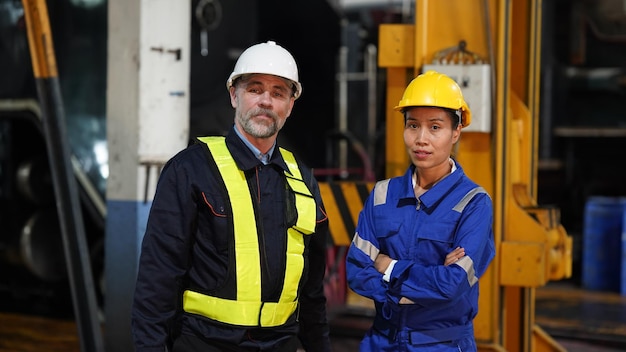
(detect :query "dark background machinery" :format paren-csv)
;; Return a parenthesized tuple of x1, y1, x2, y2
(0, 0, 345, 318)
(537, 0, 626, 283)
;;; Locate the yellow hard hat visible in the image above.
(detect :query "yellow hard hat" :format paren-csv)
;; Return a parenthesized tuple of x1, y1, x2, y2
(394, 70, 472, 128)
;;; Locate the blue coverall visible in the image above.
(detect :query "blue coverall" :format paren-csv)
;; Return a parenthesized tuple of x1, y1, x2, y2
(346, 161, 495, 352)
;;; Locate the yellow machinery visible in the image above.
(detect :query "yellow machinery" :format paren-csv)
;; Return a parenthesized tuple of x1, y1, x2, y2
(322, 0, 573, 351)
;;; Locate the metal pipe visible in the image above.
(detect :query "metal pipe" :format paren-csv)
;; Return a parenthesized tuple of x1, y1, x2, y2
(365, 44, 378, 171)
(21, 0, 104, 351)
(337, 45, 349, 177)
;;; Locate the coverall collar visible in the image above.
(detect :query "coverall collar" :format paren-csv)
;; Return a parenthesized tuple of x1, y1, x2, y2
(406, 160, 465, 209)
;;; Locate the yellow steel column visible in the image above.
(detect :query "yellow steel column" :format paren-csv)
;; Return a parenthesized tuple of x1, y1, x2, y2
(378, 1, 572, 351)
(416, 0, 500, 347)
(496, 0, 572, 351)
(378, 24, 414, 178)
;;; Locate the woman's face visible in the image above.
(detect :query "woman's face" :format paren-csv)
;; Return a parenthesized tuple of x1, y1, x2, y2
(403, 106, 461, 171)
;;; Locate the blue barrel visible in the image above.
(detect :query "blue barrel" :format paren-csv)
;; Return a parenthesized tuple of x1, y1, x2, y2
(582, 196, 625, 292)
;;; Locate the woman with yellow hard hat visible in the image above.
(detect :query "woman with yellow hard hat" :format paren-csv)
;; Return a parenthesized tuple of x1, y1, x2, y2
(346, 70, 495, 351)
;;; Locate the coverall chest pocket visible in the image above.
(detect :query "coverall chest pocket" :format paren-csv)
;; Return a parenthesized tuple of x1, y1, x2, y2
(373, 219, 409, 258)
(414, 221, 457, 265)
(197, 190, 229, 253)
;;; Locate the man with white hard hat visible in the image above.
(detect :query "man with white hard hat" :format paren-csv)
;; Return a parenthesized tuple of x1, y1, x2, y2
(132, 41, 332, 352)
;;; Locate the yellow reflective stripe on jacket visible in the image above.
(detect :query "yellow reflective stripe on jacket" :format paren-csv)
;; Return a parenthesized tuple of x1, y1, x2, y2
(277, 147, 316, 303)
(201, 136, 261, 301)
(185, 136, 316, 327)
(183, 290, 298, 327)
(279, 147, 316, 235)
(280, 227, 305, 303)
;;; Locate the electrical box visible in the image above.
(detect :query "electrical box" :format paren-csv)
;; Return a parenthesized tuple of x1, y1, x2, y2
(422, 64, 491, 133)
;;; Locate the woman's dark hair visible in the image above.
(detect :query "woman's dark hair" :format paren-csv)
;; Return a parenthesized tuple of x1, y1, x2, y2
(444, 107, 462, 129)
(403, 106, 461, 129)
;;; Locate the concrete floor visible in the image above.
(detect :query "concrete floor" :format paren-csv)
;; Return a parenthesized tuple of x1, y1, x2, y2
(1, 281, 625, 351)
(326, 281, 626, 351)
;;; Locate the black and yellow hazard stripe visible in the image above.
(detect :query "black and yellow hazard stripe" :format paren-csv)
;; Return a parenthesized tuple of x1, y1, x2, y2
(319, 181, 375, 246)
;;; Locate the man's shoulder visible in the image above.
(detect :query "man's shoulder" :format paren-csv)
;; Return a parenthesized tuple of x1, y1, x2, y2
(164, 142, 206, 167)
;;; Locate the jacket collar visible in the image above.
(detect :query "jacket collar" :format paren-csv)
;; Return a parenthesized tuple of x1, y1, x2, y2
(225, 124, 290, 174)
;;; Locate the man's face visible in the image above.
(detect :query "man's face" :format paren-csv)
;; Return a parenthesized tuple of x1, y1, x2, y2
(230, 73, 295, 139)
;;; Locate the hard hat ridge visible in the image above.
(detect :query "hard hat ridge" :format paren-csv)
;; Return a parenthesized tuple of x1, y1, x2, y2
(226, 41, 302, 99)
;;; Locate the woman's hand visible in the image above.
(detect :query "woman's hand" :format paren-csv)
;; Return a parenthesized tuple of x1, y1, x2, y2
(445, 247, 465, 266)
(374, 253, 393, 274)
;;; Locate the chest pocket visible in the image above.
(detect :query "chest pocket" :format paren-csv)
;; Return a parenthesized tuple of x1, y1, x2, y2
(414, 217, 459, 265)
(414, 186, 488, 264)
(373, 216, 407, 258)
(196, 189, 229, 253)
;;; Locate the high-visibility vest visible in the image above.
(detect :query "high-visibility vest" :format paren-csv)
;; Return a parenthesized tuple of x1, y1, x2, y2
(183, 136, 316, 327)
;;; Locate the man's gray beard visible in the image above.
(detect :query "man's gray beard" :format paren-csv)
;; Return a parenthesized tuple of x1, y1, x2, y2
(237, 112, 282, 138)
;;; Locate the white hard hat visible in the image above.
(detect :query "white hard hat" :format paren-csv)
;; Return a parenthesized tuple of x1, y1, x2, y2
(226, 41, 302, 99)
